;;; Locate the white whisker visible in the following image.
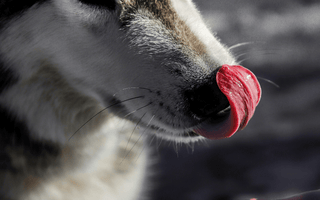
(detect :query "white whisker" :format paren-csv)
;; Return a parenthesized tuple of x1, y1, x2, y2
(157, 136, 164, 150)
(121, 114, 154, 165)
(134, 115, 155, 163)
(119, 112, 146, 166)
(123, 112, 146, 159)
(149, 133, 157, 145)
(257, 76, 280, 88)
(228, 42, 255, 51)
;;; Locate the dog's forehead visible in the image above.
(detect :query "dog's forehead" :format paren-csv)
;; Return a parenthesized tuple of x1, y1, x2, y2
(120, 0, 207, 56)
(119, 0, 183, 30)
(120, 0, 174, 14)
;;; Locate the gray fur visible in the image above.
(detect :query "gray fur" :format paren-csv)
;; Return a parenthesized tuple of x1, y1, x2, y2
(0, 0, 236, 199)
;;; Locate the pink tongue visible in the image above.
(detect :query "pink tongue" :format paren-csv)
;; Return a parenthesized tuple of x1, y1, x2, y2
(194, 65, 261, 139)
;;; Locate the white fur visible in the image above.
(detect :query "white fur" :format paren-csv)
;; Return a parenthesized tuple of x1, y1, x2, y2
(171, 0, 236, 66)
(0, 0, 236, 199)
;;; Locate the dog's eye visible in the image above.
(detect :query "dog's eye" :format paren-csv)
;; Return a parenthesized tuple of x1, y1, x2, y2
(78, 0, 117, 10)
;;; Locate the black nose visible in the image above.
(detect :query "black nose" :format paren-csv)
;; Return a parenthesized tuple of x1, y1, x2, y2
(184, 68, 230, 119)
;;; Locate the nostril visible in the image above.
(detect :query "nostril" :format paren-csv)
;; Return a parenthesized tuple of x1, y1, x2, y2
(185, 69, 230, 119)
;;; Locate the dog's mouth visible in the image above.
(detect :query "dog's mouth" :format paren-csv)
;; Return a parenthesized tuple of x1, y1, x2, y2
(189, 65, 261, 139)
(181, 106, 231, 138)
(192, 65, 261, 140)
(147, 65, 261, 141)
(145, 107, 230, 141)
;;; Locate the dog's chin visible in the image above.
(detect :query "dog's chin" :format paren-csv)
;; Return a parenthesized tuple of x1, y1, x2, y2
(139, 110, 230, 144)
(146, 126, 205, 143)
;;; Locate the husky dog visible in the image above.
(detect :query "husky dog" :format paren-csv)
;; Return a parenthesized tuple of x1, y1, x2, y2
(0, 0, 245, 199)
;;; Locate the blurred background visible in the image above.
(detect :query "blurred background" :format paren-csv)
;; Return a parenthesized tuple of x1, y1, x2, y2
(151, 0, 320, 199)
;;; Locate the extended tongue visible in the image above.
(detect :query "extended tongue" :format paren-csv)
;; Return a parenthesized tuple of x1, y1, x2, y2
(194, 65, 261, 139)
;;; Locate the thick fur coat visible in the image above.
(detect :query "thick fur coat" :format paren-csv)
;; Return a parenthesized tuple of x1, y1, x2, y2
(0, 0, 238, 199)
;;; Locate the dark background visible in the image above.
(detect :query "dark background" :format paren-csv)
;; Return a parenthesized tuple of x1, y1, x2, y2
(151, 0, 320, 199)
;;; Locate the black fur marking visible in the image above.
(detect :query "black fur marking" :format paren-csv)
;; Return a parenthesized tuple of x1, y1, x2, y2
(0, 58, 19, 95)
(78, 0, 117, 10)
(100, 94, 132, 118)
(0, 0, 47, 20)
(0, 105, 59, 173)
